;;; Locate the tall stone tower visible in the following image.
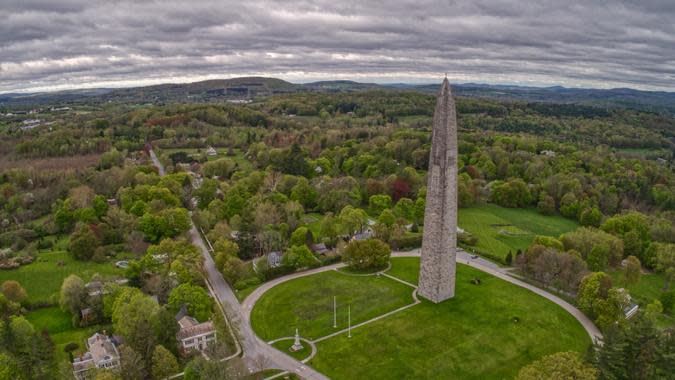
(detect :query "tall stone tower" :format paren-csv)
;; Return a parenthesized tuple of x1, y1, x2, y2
(418, 77, 458, 303)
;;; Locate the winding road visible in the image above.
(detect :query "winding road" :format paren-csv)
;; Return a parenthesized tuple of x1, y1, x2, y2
(149, 148, 329, 380)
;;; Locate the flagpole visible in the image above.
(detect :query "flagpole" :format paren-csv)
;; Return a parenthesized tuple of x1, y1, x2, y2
(333, 296, 337, 328)
(348, 305, 352, 338)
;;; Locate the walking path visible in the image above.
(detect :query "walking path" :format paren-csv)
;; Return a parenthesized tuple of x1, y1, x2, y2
(392, 249, 603, 342)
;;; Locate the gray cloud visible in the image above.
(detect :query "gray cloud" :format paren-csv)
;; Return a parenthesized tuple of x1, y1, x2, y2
(1, 0, 674, 93)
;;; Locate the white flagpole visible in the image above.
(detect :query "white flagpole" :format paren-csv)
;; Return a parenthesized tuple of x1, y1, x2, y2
(348, 305, 352, 338)
(333, 296, 337, 328)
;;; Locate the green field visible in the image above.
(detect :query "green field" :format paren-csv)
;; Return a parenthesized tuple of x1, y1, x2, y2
(27, 306, 110, 362)
(0, 250, 123, 304)
(608, 269, 668, 304)
(608, 269, 675, 328)
(251, 270, 415, 341)
(458, 204, 579, 261)
(253, 257, 591, 379)
(160, 147, 253, 172)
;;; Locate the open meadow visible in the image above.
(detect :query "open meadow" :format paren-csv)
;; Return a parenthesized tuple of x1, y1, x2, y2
(458, 204, 579, 261)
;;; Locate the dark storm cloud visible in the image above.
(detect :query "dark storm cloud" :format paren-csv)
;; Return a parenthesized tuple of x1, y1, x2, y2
(1, 0, 674, 92)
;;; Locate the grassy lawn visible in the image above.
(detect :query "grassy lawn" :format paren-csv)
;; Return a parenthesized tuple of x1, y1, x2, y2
(27, 306, 110, 363)
(0, 250, 123, 304)
(385, 257, 421, 285)
(306, 257, 590, 379)
(458, 204, 578, 261)
(251, 270, 415, 341)
(608, 269, 668, 304)
(608, 269, 675, 328)
(160, 147, 253, 171)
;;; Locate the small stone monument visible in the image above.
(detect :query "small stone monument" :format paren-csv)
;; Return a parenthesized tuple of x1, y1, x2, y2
(290, 328, 303, 352)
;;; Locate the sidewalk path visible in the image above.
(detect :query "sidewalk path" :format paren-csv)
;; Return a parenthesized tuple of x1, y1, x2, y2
(392, 249, 603, 342)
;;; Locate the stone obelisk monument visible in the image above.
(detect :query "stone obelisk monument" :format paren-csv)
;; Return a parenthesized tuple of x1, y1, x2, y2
(418, 77, 458, 303)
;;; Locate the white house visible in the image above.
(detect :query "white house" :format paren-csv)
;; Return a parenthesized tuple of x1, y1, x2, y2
(206, 146, 218, 156)
(175, 311, 217, 354)
(72, 333, 120, 379)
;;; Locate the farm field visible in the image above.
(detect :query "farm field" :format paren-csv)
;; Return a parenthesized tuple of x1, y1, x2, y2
(458, 204, 579, 261)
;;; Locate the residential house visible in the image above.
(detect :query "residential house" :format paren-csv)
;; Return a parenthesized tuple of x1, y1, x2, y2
(351, 228, 374, 242)
(175, 307, 217, 354)
(267, 251, 283, 268)
(311, 243, 330, 255)
(72, 333, 120, 380)
(206, 146, 217, 156)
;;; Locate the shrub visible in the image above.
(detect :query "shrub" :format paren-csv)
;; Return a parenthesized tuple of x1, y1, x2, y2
(390, 234, 422, 250)
(342, 239, 391, 270)
(660, 290, 675, 313)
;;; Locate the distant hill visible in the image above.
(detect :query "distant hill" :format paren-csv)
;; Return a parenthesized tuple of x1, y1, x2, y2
(2, 76, 675, 115)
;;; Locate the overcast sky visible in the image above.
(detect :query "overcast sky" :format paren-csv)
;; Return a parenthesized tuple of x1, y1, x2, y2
(1, 0, 674, 93)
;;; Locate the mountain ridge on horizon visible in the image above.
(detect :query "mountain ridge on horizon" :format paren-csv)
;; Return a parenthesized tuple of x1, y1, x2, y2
(2, 76, 675, 116)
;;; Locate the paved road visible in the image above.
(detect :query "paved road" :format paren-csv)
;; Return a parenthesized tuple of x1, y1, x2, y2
(148, 148, 329, 380)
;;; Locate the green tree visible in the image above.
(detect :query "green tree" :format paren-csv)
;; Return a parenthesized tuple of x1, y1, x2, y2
(654, 243, 675, 290)
(587, 243, 610, 271)
(596, 313, 674, 380)
(282, 245, 316, 269)
(577, 272, 612, 318)
(59, 274, 86, 317)
(213, 239, 240, 259)
(1, 281, 27, 305)
(290, 226, 312, 247)
(290, 178, 318, 209)
(537, 194, 556, 216)
(623, 255, 641, 286)
(338, 206, 369, 235)
(168, 284, 213, 322)
(516, 351, 597, 380)
(601, 212, 650, 257)
(0, 352, 22, 380)
(368, 194, 392, 214)
(343, 239, 391, 270)
(154, 306, 179, 355)
(490, 179, 532, 208)
(68, 223, 100, 260)
(532, 235, 564, 251)
(119, 345, 145, 380)
(113, 293, 160, 369)
(393, 197, 415, 221)
(151, 345, 179, 380)
(92, 195, 109, 218)
(202, 158, 236, 178)
(579, 207, 602, 227)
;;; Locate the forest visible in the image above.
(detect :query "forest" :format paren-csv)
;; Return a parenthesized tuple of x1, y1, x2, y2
(0, 88, 673, 379)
